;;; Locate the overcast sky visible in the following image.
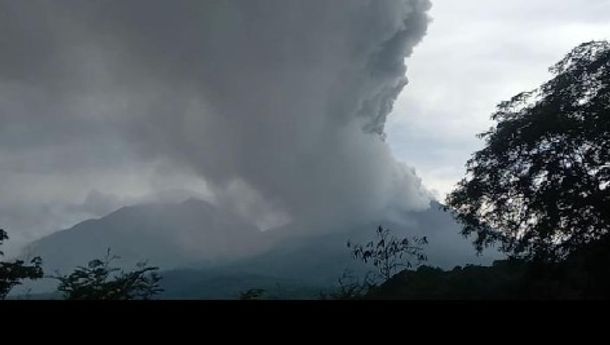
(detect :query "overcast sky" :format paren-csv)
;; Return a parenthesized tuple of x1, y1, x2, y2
(387, 0, 610, 199)
(1, 0, 610, 255)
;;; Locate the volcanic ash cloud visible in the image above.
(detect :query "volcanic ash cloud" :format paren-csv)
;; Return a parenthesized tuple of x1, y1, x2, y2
(0, 0, 434, 236)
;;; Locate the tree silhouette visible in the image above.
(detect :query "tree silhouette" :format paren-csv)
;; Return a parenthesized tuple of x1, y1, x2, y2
(322, 270, 375, 300)
(446, 41, 610, 261)
(53, 249, 162, 300)
(239, 288, 266, 300)
(0, 229, 44, 299)
(348, 226, 428, 283)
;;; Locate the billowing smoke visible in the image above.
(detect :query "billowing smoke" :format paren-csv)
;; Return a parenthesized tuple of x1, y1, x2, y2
(0, 0, 433, 246)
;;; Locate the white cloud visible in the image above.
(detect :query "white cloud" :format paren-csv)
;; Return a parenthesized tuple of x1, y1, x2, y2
(387, 0, 610, 199)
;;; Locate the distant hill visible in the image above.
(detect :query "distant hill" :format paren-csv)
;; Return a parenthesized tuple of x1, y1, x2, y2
(22, 198, 267, 274)
(15, 199, 502, 298)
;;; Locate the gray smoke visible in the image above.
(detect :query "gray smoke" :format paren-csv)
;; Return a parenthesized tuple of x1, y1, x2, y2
(0, 0, 433, 251)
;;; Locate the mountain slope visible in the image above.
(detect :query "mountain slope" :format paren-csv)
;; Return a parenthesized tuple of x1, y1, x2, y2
(16, 200, 502, 298)
(23, 198, 267, 274)
(154, 202, 502, 299)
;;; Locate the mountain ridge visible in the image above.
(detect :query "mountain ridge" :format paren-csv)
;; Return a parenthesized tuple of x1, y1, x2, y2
(15, 198, 502, 297)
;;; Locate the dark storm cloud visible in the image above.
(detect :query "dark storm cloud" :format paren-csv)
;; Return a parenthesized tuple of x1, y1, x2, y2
(0, 0, 433, 252)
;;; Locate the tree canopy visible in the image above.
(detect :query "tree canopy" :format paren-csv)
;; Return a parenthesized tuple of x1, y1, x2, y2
(348, 226, 428, 283)
(54, 249, 163, 300)
(446, 41, 610, 261)
(0, 229, 44, 299)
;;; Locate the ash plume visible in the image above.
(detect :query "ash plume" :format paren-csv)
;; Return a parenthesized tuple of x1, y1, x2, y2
(0, 0, 433, 245)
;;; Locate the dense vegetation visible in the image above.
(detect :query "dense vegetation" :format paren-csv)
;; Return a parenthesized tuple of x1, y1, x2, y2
(366, 41, 610, 300)
(1, 230, 162, 300)
(368, 233, 610, 300)
(0, 229, 43, 299)
(446, 41, 610, 261)
(53, 249, 162, 300)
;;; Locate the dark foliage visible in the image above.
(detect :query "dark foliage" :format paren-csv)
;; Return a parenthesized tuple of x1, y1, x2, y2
(239, 288, 267, 300)
(326, 226, 428, 299)
(54, 249, 163, 300)
(320, 270, 375, 300)
(348, 226, 428, 282)
(367, 261, 530, 300)
(446, 41, 610, 261)
(368, 233, 610, 300)
(0, 229, 44, 299)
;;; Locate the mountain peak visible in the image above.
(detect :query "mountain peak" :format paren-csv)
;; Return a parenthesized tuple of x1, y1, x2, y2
(23, 199, 268, 275)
